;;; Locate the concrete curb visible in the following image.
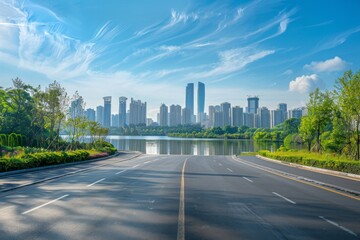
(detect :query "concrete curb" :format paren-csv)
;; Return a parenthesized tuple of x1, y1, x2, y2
(233, 155, 360, 197)
(0, 151, 143, 193)
(256, 154, 360, 180)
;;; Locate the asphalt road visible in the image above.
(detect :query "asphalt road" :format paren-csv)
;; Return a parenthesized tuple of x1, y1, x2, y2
(0, 154, 359, 240)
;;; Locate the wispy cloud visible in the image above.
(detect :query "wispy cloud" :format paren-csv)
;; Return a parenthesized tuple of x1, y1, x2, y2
(188, 47, 275, 79)
(160, 9, 199, 31)
(304, 56, 348, 72)
(318, 25, 360, 51)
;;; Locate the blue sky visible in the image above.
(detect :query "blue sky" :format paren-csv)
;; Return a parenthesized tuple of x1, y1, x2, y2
(0, 0, 359, 119)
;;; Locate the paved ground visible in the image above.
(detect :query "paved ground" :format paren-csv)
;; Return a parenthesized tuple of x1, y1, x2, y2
(0, 154, 359, 239)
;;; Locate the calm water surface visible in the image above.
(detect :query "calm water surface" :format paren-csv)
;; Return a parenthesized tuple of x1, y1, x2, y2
(105, 136, 280, 156)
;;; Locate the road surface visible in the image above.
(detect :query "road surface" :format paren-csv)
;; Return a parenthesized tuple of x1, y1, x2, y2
(0, 154, 359, 239)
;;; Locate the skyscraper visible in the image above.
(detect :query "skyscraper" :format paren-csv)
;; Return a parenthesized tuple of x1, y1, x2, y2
(197, 82, 205, 122)
(119, 97, 127, 127)
(96, 105, 104, 125)
(159, 104, 168, 127)
(85, 108, 96, 121)
(182, 108, 191, 125)
(208, 105, 215, 127)
(258, 107, 271, 128)
(271, 109, 282, 128)
(232, 106, 244, 127)
(185, 83, 194, 116)
(244, 112, 255, 128)
(69, 97, 84, 119)
(129, 98, 147, 125)
(279, 103, 288, 122)
(103, 96, 111, 128)
(170, 104, 182, 126)
(221, 102, 231, 126)
(247, 96, 259, 114)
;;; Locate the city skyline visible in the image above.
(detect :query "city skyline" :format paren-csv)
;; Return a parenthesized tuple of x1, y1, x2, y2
(0, 1, 359, 120)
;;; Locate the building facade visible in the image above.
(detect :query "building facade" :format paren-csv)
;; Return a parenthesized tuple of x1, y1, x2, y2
(119, 97, 127, 127)
(103, 96, 112, 128)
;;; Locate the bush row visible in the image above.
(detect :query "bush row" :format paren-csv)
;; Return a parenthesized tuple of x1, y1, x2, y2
(258, 150, 360, 174)
(0, 150, 90, 172)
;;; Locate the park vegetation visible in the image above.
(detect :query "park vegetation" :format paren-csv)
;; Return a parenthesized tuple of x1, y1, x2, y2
(0, 78, 116, 172)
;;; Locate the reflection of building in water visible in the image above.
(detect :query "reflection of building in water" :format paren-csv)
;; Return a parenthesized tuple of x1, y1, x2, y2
(128, 139, 146, 153)
(146, 141, 158, 154)
(181, 141, 193, 155)
(195, 141, 206, 156)
(169, 141, 182, 155)
(159, 140, 169, 155)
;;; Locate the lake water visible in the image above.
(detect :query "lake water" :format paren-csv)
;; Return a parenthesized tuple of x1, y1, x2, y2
(104, 136, 281, 156)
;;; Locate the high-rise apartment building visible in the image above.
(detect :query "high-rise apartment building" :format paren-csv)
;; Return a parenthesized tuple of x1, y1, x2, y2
(197, 82, 205, 122)
(258, 107, 271, 128)
(289, 108, 303, 119)
(278, 103, 288, 122)
(221, 102, 231, 126)
(247, 96, 259, 114)
(111, 114, 119, 127)
(182, 108, 192, 125)
(96, 105, 104, 125)
(232, 106, 243, 127)
(103, 96, 111, 128)
(185, 83, 194, 116)
(244, 112, 255, 128)
(170, 104, 182, 126)
(208, 105, 215, 127)
(214, 111, 224, 127)
(271, 109, 282, 128)
(159, 104, 168, 127)
(85, 108, 96, 121)
(69, 97, 85, 119)
(119, 97, 127, 127)
(129, 98, 147, 125)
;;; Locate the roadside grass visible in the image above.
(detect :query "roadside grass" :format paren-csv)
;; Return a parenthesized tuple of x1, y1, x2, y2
(259, 150, 360, 174)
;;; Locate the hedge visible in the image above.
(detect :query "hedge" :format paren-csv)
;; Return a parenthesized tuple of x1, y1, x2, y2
(0, 150, 90, 172)
(258, 150, 360, 174)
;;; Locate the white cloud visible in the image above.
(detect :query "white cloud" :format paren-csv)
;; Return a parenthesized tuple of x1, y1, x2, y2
(189, 47, 275, 79)
(289, 74, 322, 93)
(304, 56, 347, 72)
(282, 69, 293, 75)
(160, 9, 199, 31)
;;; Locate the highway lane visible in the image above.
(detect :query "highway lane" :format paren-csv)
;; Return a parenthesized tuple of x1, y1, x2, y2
(240, 155, 360, 193)
(0, 154, 359, 239)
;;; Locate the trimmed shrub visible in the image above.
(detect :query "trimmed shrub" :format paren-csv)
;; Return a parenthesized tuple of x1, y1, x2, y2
(259, 150, 360, 174)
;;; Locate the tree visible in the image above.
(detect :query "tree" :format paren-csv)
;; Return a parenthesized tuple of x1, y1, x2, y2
(335, 70, 360, 160)
(299, 115, 315, 151)
(306, 88, 334, 152)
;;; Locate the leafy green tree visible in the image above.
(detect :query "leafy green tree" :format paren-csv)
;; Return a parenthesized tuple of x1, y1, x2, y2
(335, 70, 360, 159)
(299, 115, 315, 151)
(306, 88, 334, 152)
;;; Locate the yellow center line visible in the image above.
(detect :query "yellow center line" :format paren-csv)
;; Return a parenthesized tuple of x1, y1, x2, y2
(232, 156, 360, 201)
(177, 158, 188, 240)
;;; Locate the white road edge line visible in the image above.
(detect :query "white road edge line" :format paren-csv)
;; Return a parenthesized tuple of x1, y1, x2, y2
(22, 194, 69, 215)
(319, 216, 358, 237)
(132, 164, 140, 168)
(243, 177, 253, 183)
(227, 168, 233, 173)
(177, 158, 188, 240)
(272, 192, 296, 204)
(116, 170, 127, 175)
(87, 178, 106, 187)
(144, 161, 151, 164)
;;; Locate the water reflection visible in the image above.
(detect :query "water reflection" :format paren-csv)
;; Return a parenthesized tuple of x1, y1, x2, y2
(106, 136, 280, 156)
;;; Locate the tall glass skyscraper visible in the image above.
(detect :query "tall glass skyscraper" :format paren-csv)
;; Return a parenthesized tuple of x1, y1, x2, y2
(197, 82, 205, 114)
(247, 96, 259, 114)
(103, 96, 111, 128)
(119, 97, 127, 127)
(186, 83, 194, 115)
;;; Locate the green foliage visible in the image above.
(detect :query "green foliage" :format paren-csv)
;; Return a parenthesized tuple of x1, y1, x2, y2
(0, 150, 90, 172)
(259, 150, 360, 174)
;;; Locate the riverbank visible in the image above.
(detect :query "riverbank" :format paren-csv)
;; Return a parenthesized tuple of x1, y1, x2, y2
(258, 150, 360, 174)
